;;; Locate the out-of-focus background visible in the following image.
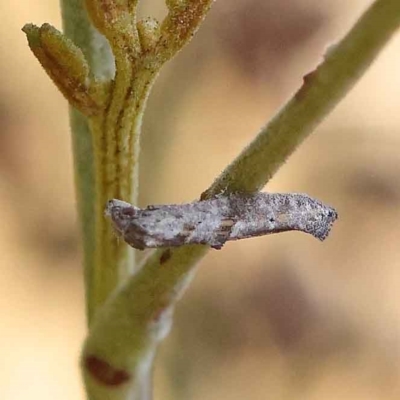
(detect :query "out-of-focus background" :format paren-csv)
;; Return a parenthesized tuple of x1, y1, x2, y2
(2, 0, 400, 399)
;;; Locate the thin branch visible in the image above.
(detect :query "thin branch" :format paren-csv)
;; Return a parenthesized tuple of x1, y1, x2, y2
(202, 0, 400, 198)
(82, 1, 400, 399)
(154, 0, 214, 66)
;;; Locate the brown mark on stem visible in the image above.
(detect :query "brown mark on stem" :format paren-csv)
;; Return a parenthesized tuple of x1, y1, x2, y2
(295, 69, 318, 101)
(84, 355, 131, 386)
(160, 248, 172, 264)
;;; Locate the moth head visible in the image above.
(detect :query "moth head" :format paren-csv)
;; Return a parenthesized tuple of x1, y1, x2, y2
(105, 199, 140, 235)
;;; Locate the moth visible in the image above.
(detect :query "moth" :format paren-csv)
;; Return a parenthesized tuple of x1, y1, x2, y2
(105, 192, 337, 250)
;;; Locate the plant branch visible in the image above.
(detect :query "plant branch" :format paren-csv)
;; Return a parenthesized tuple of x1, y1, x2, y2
(22, 0, 213, 325)
(83, 0, 214, 318)
(82, 0, 400, 399)
(203, 0, 400, 198)
(60, 0, 114, 322)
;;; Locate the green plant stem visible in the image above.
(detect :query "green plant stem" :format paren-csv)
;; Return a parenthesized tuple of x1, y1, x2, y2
(82, 0, 400, 398)
(60, 0, 213, 325)
(60, 0, 115, 322)
(90, 68, 158, 314)
(60, 0, 154, 321)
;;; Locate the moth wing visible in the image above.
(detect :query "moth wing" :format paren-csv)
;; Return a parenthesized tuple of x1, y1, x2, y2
(210, 217, 236, 250)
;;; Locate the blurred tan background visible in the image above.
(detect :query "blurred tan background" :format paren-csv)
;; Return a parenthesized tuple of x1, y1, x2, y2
(2, 0, 400, 399)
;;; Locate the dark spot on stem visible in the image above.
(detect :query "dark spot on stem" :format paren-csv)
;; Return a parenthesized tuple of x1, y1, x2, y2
(295, 69, 318, 101)
(160, 248, 172, 264)
(84, 355, 131, 386)
(302, 70, 316, 85)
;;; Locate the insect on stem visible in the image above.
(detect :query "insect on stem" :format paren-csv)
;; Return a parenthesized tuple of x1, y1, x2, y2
(105, 192, 338, 250)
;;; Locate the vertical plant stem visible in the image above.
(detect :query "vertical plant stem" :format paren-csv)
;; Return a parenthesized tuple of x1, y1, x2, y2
(68, 112, 95, 313)
(60, 0, 115, 322)
(90, 68, 157, 313)
(58, 0, 213, 324)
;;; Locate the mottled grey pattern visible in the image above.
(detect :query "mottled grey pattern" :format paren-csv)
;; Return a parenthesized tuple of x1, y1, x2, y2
(105, 193, 338, 250)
